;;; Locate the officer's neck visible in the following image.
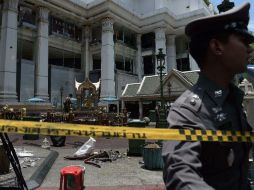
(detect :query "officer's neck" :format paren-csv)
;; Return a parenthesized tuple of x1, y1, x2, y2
(201, 66, 233, 89)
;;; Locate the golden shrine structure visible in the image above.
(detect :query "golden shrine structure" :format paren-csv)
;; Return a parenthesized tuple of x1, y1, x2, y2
(0, 78, 128, 126)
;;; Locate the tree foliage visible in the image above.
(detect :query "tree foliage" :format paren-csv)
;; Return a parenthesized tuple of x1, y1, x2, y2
(203, 0, 210, 6)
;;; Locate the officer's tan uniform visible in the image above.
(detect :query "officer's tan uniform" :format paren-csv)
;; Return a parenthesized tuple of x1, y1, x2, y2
(162, 74, 252, 190)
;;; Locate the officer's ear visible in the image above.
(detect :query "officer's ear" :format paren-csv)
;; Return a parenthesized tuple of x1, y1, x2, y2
(209, 38, 224, 56)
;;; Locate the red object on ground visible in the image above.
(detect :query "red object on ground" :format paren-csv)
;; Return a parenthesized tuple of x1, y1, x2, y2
(59, 166, 84, 190)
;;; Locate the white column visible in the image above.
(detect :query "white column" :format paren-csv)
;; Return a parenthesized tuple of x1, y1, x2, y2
(81, 25, 91, 79)
(136, 34, 143, 82)
(155, 27, 167, 72)
(139, 101, 143, 119)
(89, 53, 93, 73)
(121, 100, 125, 111)
(0, 0, 19, 103)
(100, 17, 115, 99)
(166, 34, 176, 72)
(189, 54, 199, 70)
(34, 7, 49, 100)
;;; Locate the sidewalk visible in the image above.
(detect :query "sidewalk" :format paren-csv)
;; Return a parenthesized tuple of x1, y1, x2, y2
(4, 134, 165, 190)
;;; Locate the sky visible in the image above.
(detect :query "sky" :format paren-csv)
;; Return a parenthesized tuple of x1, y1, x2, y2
(210, 0, 254, 32)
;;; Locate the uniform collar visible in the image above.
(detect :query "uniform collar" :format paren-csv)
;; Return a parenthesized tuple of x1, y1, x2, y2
(196, 74, 231, 106)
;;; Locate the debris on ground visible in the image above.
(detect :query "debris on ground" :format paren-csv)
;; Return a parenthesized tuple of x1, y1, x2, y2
(83, 150, 126, 168)
(74, 137, 96, 157)
(18, 157, 40, 168)
(84, 151, 109, 162)
(84, 160, 101, 168)
(14, 148, 40, 168)
(64, 154, 91, 160)
(41, 137, 50, 149)
(65, 149, 126, 168)
(15, 148, 34, 157)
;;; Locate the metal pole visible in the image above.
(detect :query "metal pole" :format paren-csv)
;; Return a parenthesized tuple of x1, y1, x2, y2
(160, 58, 164, 109)
(158, 48, 165, 109)
(60, 87, 63, 111)
(156, 48, 167, 130)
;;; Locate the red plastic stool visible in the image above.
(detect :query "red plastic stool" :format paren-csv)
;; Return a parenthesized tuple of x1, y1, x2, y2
(59, 166, 85, 190)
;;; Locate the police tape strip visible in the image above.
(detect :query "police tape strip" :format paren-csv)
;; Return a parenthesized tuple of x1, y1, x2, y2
(0, 119, 254, 142)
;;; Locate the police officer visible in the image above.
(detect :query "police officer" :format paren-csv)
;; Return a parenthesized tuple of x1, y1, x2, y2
(162, 2, 254, 190)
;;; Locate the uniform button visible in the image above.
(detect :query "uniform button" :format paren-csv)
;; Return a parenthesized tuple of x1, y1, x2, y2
(192, 94, 199, 99)
(190, 99, 196, 106)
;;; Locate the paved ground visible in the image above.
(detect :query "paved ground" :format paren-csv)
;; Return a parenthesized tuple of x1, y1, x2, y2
(1, 133, 165, 190)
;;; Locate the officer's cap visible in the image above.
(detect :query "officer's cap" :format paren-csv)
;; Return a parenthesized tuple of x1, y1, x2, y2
(185, 2, 254, 43)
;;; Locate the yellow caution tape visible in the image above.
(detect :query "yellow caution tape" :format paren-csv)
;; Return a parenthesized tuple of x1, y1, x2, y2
(0, 119, 254, 142)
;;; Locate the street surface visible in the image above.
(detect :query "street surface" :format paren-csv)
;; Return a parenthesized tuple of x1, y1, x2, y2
(3, 132, 165, 190)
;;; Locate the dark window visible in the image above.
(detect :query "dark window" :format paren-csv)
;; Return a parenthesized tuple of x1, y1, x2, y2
(51, 17, 64, 35)
(49, 16, 82, 41)
(116, 61, 124, 70)
(114, 29, 136, 48)
(124, 33, 136, 48)
(116, 30, 124, 41)
(115, 59, 133, 73)
(75, 26, 82, 41)
(89, 70, 101, 83)
(143, 55, 155, 75)
(93, 60, 101, 70)
(74, 57, 81, 69)
(177, 58, 190, 71)
(125, 60, 133, 72)
(141, 33, 155, 49)
(63, 58, 74, 68)
(49, 58, 63, 66)
(19, 6, 36, 26)
(49, 55, 81, 69)
(91, 27, 101, 44)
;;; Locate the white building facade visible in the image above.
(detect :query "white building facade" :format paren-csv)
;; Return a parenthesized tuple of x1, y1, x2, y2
(0, 0, 213, 106)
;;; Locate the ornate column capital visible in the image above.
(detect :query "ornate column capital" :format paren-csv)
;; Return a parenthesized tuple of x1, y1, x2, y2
(3, 0, 18, 12)
(102, 17, 114, 33)
(82, 25, 91, 40)
(37, 7, 49, 23)
(155, 27, 166, 41)
(136, 34, 141, 46)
